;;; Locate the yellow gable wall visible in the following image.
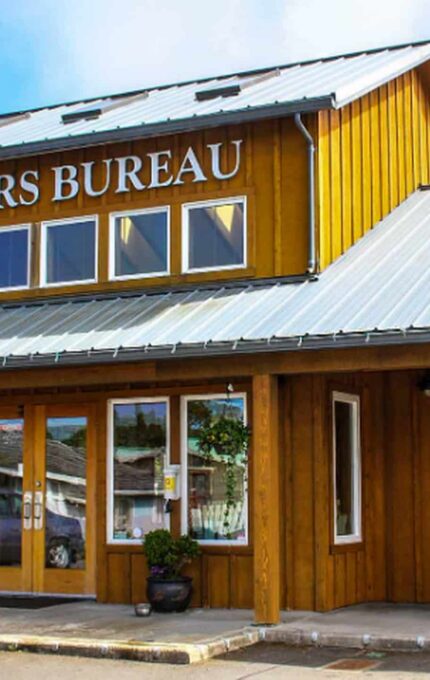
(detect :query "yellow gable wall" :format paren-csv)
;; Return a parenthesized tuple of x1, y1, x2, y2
(317, 67, 430, 270)
(0, 117, 310, 302)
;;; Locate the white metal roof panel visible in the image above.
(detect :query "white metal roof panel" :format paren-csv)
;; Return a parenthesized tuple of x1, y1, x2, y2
(2, 188, 430, 367)
(1, 42, 429, 158)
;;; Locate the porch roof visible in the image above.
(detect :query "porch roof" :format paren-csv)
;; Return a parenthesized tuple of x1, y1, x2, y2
(2, 188, 430, 368)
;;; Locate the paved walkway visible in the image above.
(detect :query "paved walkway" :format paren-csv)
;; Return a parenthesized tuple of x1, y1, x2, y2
(1, 601, 430, 663)
(271, 603, 430, 650)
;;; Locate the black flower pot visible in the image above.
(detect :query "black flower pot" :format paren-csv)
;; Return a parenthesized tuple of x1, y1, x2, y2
(146, 576, 193, 613)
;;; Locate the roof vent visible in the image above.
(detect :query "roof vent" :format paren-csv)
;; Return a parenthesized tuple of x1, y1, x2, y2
(0, 112, 31, 128)
(61, 92, 148, 124)
(195, 68, 280, 102)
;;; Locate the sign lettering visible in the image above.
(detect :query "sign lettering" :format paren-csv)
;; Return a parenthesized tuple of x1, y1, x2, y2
(0, 139, 243, 210)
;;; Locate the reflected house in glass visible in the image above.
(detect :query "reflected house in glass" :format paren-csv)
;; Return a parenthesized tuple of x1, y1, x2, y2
(0, 42, 430, 624)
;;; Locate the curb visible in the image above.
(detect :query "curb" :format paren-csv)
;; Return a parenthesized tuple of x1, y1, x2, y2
(0, 628, 260, 665)
(261, 627, 430, 652)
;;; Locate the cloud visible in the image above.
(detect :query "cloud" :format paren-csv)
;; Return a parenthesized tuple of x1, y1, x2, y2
(0, 0, 429, 113)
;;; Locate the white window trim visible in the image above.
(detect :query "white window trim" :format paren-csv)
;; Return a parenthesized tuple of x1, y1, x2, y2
(107, 397, 170, 545)
(180, 392, 248, 546)
(0, 224, 31, 292)
(181, 195, 247, 274)
(40, 215, 99, 288)
(332, 391, 362, 545)
(108, 205, 171, 281)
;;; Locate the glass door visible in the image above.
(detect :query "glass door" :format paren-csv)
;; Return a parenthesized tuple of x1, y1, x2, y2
(0, 404, 95, 596)
(0, 407, 32, 593)
(32, 404, 96, 595)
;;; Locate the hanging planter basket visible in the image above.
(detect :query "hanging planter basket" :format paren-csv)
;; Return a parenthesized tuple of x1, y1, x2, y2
(197, 414, 250, 539)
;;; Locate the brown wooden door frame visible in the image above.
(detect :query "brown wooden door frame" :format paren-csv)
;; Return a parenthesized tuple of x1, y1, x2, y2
(0, 402, 96, 596)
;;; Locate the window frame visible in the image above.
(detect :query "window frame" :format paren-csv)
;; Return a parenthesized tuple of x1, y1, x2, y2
(107, 397, 170, 545)
(40, 215, 99, 288)
(332, 391, 362, 546)
(180, 392, 248, 546)
(108, 205, 171, 281)
(181, 195, 247, 274)
(0, 224, 31, 292)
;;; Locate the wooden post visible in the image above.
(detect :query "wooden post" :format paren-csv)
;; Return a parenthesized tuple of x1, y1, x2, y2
(252, 374, 281, 624)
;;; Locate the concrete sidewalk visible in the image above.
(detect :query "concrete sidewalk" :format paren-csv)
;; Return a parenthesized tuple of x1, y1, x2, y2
(268, 603, 430, 652)
(0, 602, 257, 664)
(1, 601, 430, 664)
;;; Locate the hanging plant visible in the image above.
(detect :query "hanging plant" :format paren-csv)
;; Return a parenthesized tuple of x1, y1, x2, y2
(197, 414, 250, 539)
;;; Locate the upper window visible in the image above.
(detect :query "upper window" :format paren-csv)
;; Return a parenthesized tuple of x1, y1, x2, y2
(41, 217, 97, 287)
(108, 398, 169, 544)
(110, 207, 169, 280)
(182, 197, 246, 273)
(332, 392, 362, 545)
(0, 226, 30, 291)
(181, 393, 248, 545)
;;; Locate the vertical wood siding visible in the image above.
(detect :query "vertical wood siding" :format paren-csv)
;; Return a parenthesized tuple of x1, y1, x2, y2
(317, 69, 430, 269)
(282, 369, 430, 611)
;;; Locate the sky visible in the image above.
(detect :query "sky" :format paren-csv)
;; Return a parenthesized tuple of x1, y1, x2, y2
(0, 0, 429, 114)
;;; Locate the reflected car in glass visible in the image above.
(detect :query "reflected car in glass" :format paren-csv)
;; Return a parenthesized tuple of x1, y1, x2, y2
(0, 490, 84, 568)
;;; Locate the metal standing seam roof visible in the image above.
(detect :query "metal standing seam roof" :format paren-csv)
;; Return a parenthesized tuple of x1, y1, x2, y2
(2, 188, 430, 368)
(0, 42, 430, 159)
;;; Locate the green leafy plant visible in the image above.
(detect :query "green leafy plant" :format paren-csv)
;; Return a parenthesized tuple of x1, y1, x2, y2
(197, 415, 250, 538)
(143, 529, 200, 580)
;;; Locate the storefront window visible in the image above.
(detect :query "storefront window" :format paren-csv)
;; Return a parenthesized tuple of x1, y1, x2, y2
(41, 217, 97, 286)
(182, 197, 246, 272)
(108, 399, 169, 543)
(332, 392, 361, 544)
(110, 208, 169, 279)
(0, 227, 29, 290)
(182, 394, 247, 544)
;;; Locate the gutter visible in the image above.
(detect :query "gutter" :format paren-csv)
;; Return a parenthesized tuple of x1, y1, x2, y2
(0, 96, 334, 161)
(1, 328, 430, 369)
(294, 113, 317, 273)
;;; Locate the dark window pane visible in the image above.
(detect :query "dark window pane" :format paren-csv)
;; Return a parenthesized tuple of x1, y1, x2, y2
(334, 401, 354, 536)
(112, 401, 167, 540)
(0, 419, 24, 566)
(114, 212, 168, 277)
(0, 229, 28, 289)
(45, 417, 87, 570)
(45, 220, 96, 284)
(186, 397, 247, 542)
(188, 202, 244, 270)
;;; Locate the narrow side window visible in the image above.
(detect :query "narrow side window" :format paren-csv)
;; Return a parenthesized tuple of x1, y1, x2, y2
(332, 392, 361, 544)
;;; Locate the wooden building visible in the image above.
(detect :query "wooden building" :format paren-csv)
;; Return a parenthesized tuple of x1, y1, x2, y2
(1, 41, 430, 623)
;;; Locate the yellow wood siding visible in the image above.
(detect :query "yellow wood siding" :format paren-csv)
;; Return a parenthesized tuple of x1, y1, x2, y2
(0, 118, 309, 302)
(317, 68, 430, 269)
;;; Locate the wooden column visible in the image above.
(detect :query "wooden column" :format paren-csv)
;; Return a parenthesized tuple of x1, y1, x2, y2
(252, 374, 281, 624)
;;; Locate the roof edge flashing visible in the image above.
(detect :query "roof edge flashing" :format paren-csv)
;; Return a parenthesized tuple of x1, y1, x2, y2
(0, 95, 334, 161)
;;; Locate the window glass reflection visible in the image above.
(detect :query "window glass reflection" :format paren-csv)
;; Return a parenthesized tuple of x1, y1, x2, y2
(114, 211, 168, 277)
(187, 201, 244, 270)
(45, 417, 87, 569)
(112, 401, 167, 541)
(45, 220, 96, 284)
(186, 397, 247, 543)
(0, 419, 24, 566)
(0, 229, 28, 289)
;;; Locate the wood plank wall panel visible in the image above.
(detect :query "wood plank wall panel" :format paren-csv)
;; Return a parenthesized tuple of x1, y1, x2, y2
(318, 69, 430, 269)
(282, 369, 430, 611)
(0, 118, 310, 305)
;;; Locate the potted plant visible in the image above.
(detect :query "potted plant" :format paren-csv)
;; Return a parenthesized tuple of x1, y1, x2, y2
(197, 414, 250, 539)
(143, 529, 200, 613)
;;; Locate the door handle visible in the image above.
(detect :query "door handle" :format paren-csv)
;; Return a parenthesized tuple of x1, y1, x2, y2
(23, 491, 33, 530)
(34, 491, 44, 530)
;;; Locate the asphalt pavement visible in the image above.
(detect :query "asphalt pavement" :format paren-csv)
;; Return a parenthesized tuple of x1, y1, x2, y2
(2, 645, 430, 679)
